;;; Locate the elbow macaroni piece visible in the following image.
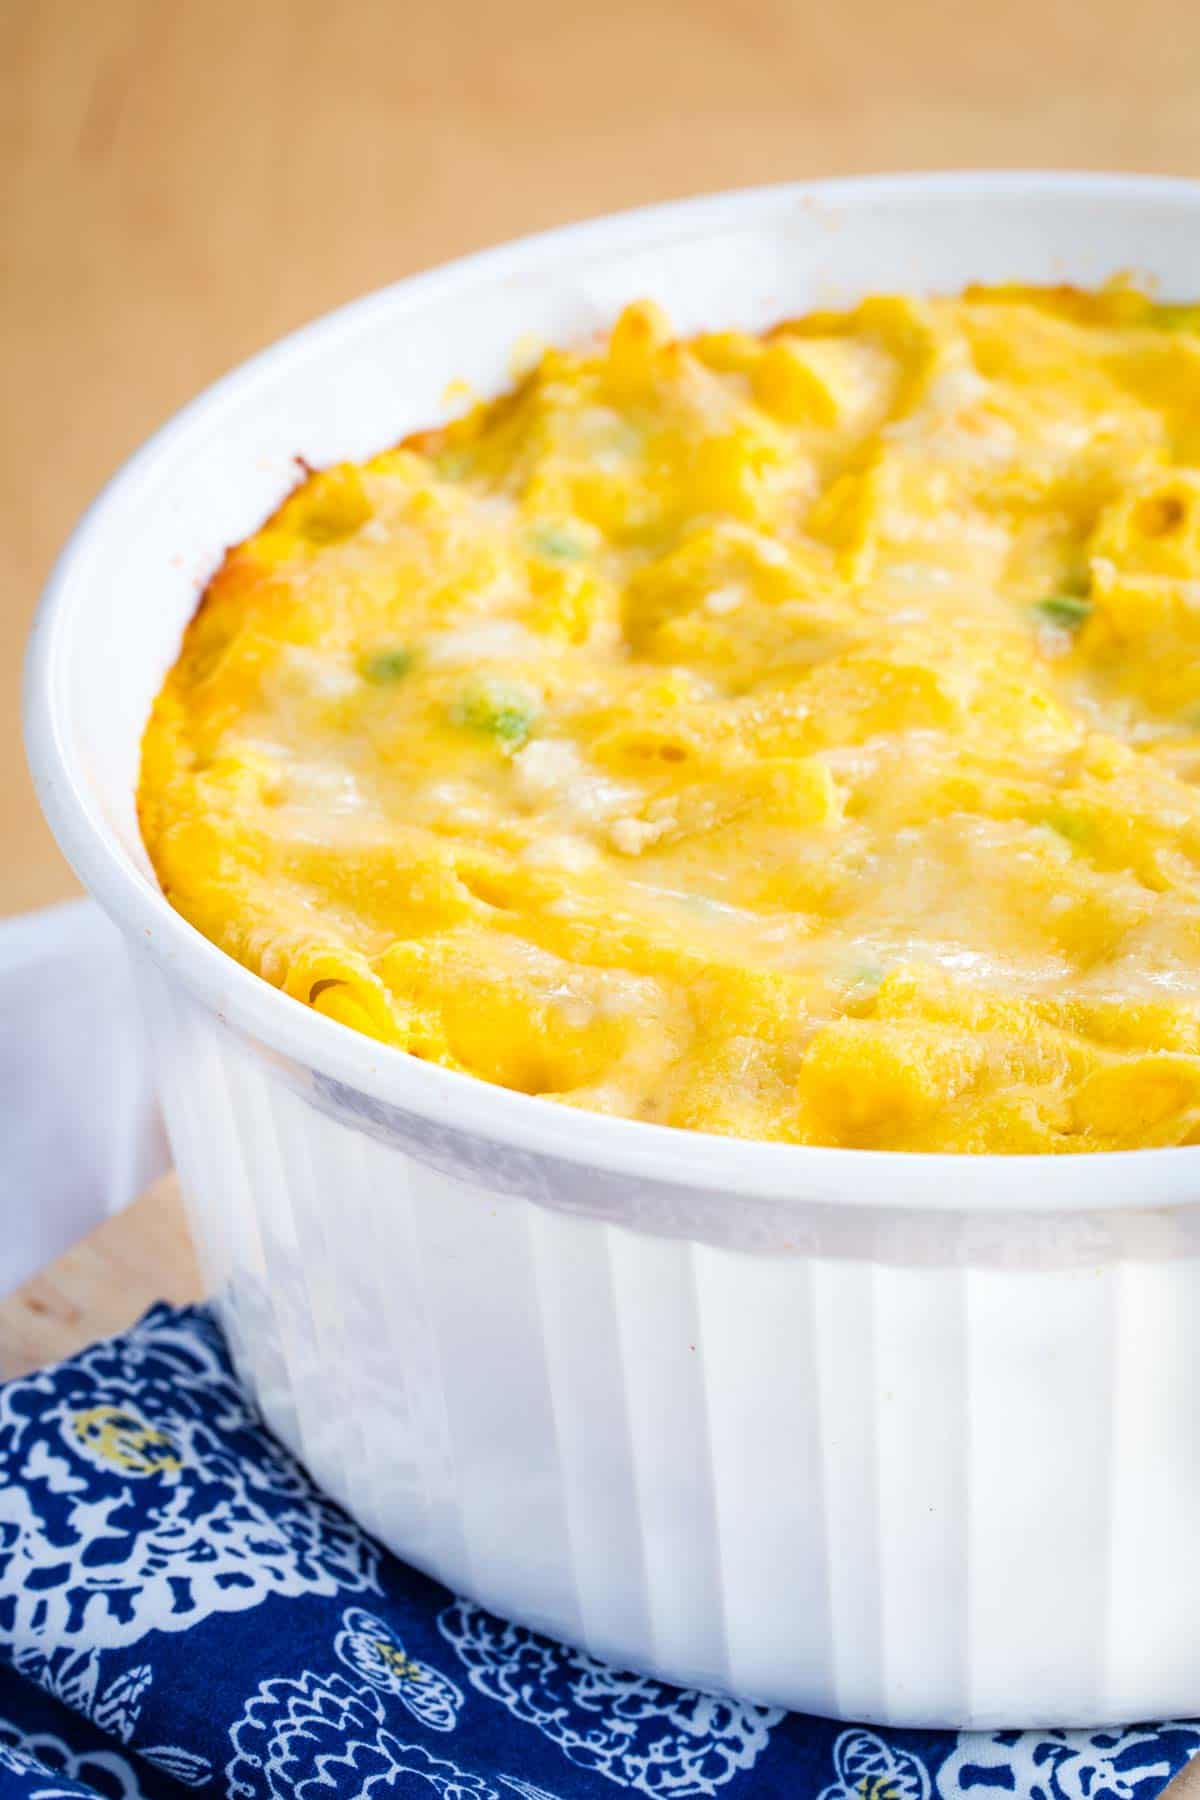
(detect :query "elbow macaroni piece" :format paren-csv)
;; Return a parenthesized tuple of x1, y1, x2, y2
(139, 286, 1200, 1151)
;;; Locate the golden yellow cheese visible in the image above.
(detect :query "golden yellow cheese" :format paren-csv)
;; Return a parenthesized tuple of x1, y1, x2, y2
(138, 284, 1200, 1151)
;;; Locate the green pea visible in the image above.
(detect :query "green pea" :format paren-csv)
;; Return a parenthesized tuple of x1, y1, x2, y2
(449, 679, 539, 747)
(1033, 593, 1093, 631)
(1151, 304, 1200, 333)
(530, 523, 585, 561)
(360, 647, 414, 683)
(1044, 809, 1091, 846)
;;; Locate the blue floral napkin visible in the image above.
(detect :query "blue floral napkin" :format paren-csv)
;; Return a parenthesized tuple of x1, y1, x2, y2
(0, 1305, 1195, 1800)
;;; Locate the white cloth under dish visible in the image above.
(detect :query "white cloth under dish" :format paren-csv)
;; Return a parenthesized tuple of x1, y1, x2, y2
(0, 899, 167, 1295)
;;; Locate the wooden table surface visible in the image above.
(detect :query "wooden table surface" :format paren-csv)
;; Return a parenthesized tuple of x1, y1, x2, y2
(0, 1173, 199, 1379)
(5, 0, 1200, 916)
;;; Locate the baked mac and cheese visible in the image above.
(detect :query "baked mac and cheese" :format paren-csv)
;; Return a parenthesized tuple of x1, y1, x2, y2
(139, 286, 1200, 1150)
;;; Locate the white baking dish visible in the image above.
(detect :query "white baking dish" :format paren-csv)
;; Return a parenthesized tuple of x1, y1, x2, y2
(25, 172, 1200, 1729)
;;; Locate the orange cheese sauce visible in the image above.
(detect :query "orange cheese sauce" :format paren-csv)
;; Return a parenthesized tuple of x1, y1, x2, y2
(139, 287, 1200, 1150)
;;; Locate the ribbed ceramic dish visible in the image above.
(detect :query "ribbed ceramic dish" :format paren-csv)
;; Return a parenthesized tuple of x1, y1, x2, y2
(25, 172, 1200, 1727)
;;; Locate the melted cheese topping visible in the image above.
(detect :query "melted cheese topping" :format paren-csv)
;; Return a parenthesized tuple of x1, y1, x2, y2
(139, 286, 1200, 1151)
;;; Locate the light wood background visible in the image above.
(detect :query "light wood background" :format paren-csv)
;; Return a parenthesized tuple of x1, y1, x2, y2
(5, 0, 1200, 915)
(0, 1174, 198, 1378)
